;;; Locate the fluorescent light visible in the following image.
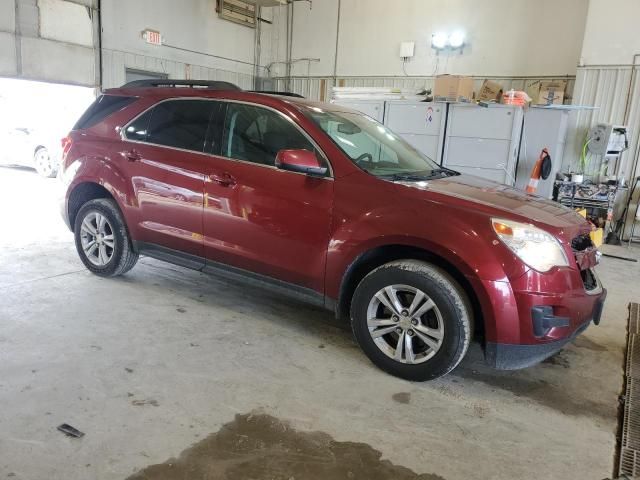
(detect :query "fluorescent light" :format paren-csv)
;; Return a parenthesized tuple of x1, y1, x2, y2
(432, 32, 448, 50)
(449, 30, 466, 48)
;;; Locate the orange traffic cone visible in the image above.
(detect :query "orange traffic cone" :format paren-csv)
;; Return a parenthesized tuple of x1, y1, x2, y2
(526, 148, 551, 194)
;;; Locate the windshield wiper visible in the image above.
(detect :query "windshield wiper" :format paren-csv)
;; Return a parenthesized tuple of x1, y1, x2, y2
(382, 169, 459, 182)
(427, 168, 460, 178)
(384, 173, 431, 181)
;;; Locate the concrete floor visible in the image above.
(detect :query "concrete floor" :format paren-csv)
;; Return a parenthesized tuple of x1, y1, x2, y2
(0, 166, 638, 479)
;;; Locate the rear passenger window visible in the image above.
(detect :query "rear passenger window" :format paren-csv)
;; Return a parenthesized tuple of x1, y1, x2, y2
(221, 103, 317, 166)
(74, 95, 137, 130)
(124, 100, 215, 153)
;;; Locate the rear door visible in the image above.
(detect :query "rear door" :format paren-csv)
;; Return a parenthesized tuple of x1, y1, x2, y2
(202, 101, 334, 293)
(120, 99, 217, 262)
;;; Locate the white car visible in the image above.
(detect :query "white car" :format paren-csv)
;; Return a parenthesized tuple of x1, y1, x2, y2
(0, 127, 60, 177)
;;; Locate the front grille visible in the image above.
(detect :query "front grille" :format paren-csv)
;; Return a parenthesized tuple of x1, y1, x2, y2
(572, 233, 594, 251)
(572, 233, 598, 290)
(581, 268, 598, 291)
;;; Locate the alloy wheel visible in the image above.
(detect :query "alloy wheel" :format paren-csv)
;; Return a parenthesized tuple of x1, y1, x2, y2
(80, 211, 116, 266)
(366, 284, 444, 364)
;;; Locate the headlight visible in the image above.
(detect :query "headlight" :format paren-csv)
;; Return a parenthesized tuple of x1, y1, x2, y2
(491, 218, 569, 272)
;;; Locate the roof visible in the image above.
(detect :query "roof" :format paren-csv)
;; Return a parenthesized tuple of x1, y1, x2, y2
(102, 84, 355, 116)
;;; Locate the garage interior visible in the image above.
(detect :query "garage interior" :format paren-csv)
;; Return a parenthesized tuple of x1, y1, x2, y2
(2, 1, 640, 479)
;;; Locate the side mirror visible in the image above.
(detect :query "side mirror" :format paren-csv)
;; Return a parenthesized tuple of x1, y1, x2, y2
(275, 149, 328, 177)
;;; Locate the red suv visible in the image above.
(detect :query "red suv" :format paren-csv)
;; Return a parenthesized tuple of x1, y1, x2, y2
(59, 80, 606, 380)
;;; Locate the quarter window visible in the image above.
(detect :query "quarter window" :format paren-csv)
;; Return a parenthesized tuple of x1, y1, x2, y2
(74, 95, 137, 130)
(221, 103, 318, 166)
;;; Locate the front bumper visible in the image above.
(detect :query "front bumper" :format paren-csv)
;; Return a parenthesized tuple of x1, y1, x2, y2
(485, 288, 606, 369)
(468, 265, 607, 370)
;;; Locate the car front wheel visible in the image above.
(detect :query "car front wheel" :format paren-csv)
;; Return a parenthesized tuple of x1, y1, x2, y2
(351, 260, 472, 381)
(74, 198, 138, 277)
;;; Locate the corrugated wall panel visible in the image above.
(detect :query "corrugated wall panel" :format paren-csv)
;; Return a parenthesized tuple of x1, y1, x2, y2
(101, 48, 254, 89)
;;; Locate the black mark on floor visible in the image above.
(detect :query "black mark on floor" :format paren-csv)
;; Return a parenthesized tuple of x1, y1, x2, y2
(454, 367, 613, 422)
(125, 367, 134, 373)
(392, 392, 411, 404)
(127, 413, 443, 480)
(131, 398, 159, 407)
(573, 336, 608, 352)
(542, 351, 571, 368)
(176, 307, 187, 314)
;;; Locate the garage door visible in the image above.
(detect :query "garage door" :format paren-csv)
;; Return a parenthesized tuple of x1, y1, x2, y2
(0, 0, 98, 87)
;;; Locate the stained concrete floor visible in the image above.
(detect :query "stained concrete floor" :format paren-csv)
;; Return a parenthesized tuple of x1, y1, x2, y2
(0, 166, 638, 479)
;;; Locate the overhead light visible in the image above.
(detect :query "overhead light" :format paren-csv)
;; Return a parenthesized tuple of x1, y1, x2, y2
(431, 32, 448, 50)
(449, 30, 466, 48)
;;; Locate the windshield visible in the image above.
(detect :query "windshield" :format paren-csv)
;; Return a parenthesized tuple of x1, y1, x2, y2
(304, 106, 448, 179)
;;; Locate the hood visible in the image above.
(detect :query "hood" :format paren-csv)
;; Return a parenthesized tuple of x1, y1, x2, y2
(395, 173, 589, 236)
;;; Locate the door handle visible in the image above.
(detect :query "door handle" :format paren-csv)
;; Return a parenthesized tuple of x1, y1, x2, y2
(120, 149, 142, 162)
(208, 173, 236, 187)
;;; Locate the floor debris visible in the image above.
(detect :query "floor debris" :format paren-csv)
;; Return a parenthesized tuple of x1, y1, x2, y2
(57, 423, 85, 438)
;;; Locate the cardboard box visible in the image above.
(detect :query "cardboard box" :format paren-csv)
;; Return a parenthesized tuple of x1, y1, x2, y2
(477, 80, 503, 102)
(535, 80, 567, 105)
(433, 75, 474, 102)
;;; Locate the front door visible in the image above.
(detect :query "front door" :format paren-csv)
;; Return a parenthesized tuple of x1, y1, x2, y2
(119, 99, 217, 261)
(202, 102, 333, 293)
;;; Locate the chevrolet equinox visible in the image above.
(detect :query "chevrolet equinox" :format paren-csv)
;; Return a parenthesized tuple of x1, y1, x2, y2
(58, 80, 606, 380)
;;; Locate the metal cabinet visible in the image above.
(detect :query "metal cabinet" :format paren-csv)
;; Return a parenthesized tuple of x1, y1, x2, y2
(329, 99, 385, 122)
(442, 104, 523, 185)
(515, 107, 572, 199)
(383, 101, 447, 163)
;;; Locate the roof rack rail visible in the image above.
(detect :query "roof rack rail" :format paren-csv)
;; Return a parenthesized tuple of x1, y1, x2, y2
(121, 80, 241, 91)
(249, 90, 305, 98)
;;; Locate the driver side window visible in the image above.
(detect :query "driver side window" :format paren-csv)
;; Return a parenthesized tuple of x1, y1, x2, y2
(221, 103, 320, 167)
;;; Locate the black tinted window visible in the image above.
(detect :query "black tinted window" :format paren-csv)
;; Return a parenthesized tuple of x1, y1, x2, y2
(145, 100, 215, 152)
(124, 109, 152, 142)
(74, 95, 136, 130)
(222, 103, 316, 166)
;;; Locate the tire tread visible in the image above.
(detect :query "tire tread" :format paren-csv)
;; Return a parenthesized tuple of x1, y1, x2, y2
(74, 198, 138, 277)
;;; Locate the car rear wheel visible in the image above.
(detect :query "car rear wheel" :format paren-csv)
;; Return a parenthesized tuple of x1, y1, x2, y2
(351, 260, 472, 381)
(74, 198, 138, 277)
(33, 147, 57, 178)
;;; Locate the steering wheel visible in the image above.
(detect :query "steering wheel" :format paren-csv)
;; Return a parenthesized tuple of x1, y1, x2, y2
(355, 152, 373, 165)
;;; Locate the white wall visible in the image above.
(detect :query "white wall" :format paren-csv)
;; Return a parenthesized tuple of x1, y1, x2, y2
(101, 0, 268, 88)
(580, 0, 640, 66)
(0, 0, 97, 86)
(266, 0, 589, 78)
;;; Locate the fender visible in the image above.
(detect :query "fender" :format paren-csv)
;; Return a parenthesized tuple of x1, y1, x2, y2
(325, 176, 527, 298)
(63, 147, 139, 235)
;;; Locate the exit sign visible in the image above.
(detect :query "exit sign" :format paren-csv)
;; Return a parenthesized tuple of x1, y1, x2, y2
(143, 30, 162, 46)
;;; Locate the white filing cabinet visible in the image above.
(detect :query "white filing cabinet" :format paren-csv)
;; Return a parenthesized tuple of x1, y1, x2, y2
(383, 101, 447, 163)
(330, 99, 385, 122)
(442, 104, 523, 185)
(515, 107, 572, 199)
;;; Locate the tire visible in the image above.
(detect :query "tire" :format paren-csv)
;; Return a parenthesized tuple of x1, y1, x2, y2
(33, 147, 57, 178)
(74, 198, 139, 277)
(351, 260, 472, 381)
